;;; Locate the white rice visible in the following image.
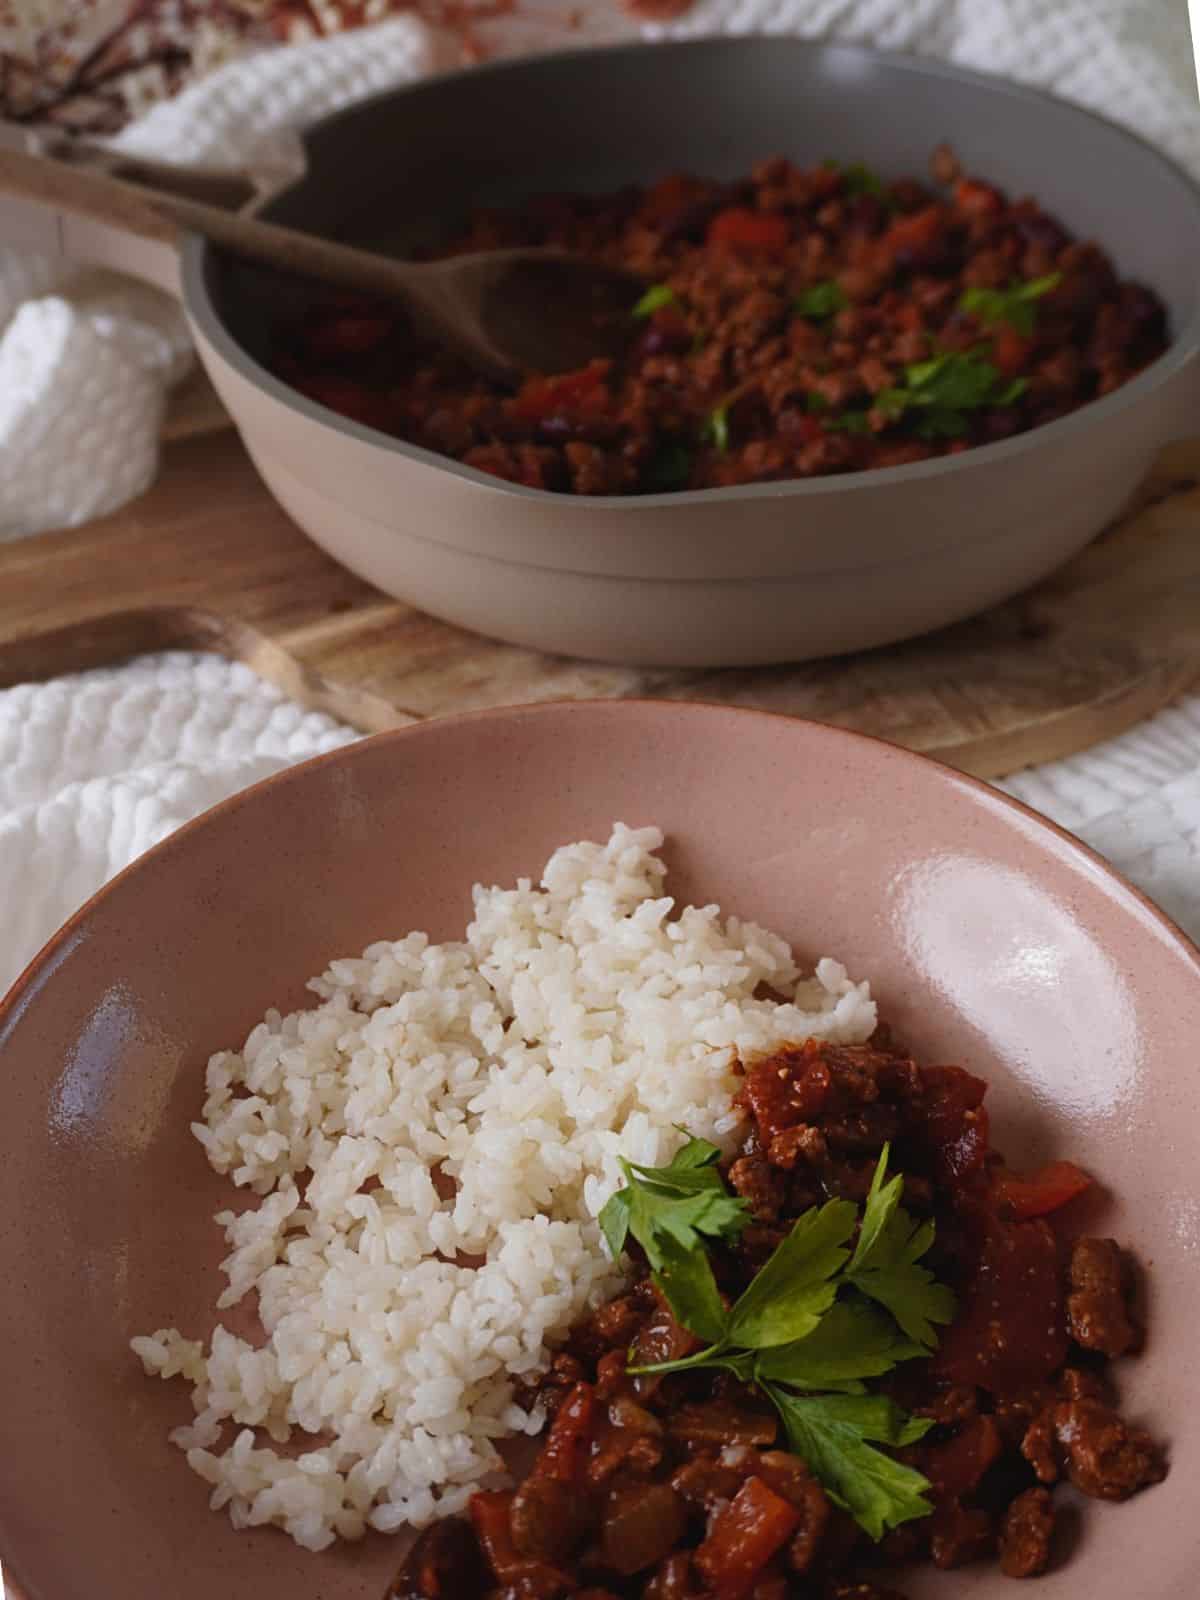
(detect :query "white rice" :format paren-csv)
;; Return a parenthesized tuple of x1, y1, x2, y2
(131, 824, 876, 1551)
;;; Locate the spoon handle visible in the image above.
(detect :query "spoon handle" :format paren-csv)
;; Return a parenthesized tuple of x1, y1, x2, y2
(0, 143, 423, 303)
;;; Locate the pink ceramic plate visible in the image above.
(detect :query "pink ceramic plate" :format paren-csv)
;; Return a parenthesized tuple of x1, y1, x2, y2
(0, 701, 1197, 1600)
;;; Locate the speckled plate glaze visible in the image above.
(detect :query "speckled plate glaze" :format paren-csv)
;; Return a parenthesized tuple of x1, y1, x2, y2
(1, 701, 1197, 1600)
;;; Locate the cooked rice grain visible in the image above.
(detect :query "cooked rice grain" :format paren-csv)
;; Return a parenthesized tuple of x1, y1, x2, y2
(131, 824, 875, 1549)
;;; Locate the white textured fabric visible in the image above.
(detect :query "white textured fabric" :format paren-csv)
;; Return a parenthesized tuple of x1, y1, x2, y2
(105, 18, 440, 168)
(5, 650, 1200, 998)
(650, 0, 1200, 176)
(0, 654, 356, 993)
(1002, 700, 1200, 936)
(3, 5, 1200, 1005)
(0, 18, 437, 541)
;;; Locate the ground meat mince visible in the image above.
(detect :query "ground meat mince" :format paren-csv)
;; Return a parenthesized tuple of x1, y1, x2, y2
(273, 154, 1169, 495)
(386, 1038, 1165, 1599)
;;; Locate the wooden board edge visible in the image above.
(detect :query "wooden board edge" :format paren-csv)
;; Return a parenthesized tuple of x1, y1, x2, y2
(0, 606, 419, 734)
(5, 602, 1200, 782)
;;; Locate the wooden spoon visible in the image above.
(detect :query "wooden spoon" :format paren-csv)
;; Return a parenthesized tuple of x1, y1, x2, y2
(0, 141, 645, 383)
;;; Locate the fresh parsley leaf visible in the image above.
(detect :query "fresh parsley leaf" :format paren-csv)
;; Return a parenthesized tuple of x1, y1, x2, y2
(842, 163, 885, 199)
(704, 404, 730, 453)
(599, 1186, 633, 1260)
(905, 351, 1001, 411)
(766, 1385, 936, 1541)
(599, 1136, 749, 1268)
(726, 1200, 857, 1349)
(790, 1392, 934, 1447)
(627, 1135, 725, 1188)
(654, 1232, 729, 1345)
(826, 410, 871, 435)
(608, 1129, 955, 1541)
(794, 281, 848, 320)
(632, 283, 676, 319)
(960, 272, 1061, 336)
(664, 1130, 723, 1170)
(849, 1143, 904, 1270)
(638, 1186, 747, 1266)
(874, 387, 912, 421)
(805, 391, 830, 414)
(846, 1146, 956, 1348)
(876, 350, 1024, 437)
(914, 411, 970, 440)
(994, 377, 1029, 405)
(754, 1300, 925, 1390)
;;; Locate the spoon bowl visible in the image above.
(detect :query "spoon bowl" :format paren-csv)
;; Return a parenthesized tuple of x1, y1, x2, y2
(394, 248, 644, 381)
(0, 135, 645, 383)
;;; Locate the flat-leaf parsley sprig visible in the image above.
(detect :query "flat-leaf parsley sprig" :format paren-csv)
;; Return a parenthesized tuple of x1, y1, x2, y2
(960, 271, 1062, 336)
(599, 1136, 956, 1539)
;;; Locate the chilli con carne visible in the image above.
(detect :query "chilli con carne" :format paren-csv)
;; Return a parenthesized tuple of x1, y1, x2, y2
(271, 149, 1168, 495)
(387, 1037, 1164, 1599)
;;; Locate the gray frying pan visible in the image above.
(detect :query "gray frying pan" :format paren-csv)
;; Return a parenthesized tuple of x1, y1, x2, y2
(5, 37, 1199, 667)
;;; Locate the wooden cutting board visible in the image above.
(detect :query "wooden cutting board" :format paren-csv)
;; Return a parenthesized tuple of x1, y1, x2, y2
(4, 425, 1200, 781)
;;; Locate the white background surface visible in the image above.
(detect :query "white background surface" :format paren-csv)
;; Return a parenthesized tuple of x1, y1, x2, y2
(2, 1, 1200, 1000)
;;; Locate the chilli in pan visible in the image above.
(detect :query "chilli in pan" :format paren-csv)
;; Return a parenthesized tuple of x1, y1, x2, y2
(268, 149, 1168, 496)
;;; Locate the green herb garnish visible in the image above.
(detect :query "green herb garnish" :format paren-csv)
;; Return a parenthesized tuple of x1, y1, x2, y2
(754, 1301, 925, 1392)
(704, 404, 731, 453)
(768, 1390, 934, 1541)
(632, 283, 677, 319)
(844, 1145, 957, 1346)
(825, 410, 871, 435)
(960, 272, 1061, 336)
(822, 161, 899, 208)
(842, 163, 885, 199)
(794, 281, 849, 321)
(600, 1134, 748, 1265)
(876, 350, 1028, 439)
(601, 1139, 953, 1538)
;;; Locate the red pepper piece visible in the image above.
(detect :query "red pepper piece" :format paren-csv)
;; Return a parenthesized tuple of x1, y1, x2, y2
(532, 1381, 595, 1482)
(992, 1160, 1091, 1220)
(469, 1491, 523, 1580)
(511, 362, 610, 422)
(935, 1217, 1068, 1392)
(884, 204, 946, 260)
(695, 1476, 802, 1598)
(468, 1491, 572, 1589)
(954, 177, 1005, 218)
(706, 208, 792, 253)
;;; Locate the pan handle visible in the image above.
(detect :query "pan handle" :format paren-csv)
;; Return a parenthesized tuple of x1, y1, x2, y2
(27, 128, 262, 212)
(0, 123, 300, 300)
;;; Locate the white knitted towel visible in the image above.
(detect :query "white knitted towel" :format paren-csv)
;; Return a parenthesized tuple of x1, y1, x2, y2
(0, 17, 438, 539)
